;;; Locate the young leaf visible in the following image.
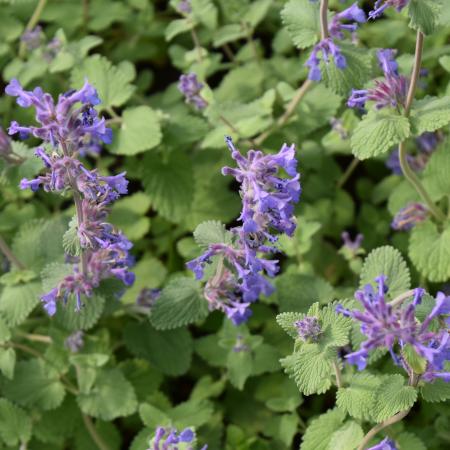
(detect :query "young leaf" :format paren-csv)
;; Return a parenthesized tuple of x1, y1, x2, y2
(336, 373, 382, 421)
(420, 378, 450, 402)
(372, 374, 417, 422)
(281, 0, 320, 49)
(142, 151, 194, 223)
(193, 220, 232, 248)
(280, 344, 335, 396)
(409, 220, 450, 282)
(110, 106, 162, 155)
(1, 359, 66, 411)
(70, 55, 135, 110)
(300, 408, 346, 450)
(77, 368, 138, 420)
(408, 0, 443, 35)
(328, 421, 364, 450)
(150, 277, 209, 330)
(360, 246, 411, 297)
(409, 96, 450, 135)
(0, 398, 32, 446)
(351, 110, 411, 160)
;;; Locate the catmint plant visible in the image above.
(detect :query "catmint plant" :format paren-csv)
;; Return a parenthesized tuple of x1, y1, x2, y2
(5, 79, 134, 314)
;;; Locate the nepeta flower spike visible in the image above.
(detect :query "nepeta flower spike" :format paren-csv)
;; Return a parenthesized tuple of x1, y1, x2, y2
(306, 3, 366, 81)
(295, 316, 322, 342)
(147, 426, 207, 450)
(348, 49, 408, 110)
(369, 0, 409, 20)
(367, 437, 398, 450)
(337, 276, 450, 381)
(6, 79, 134, 315)
(178, 73, 207, 110)
(391, 203, 428, 231)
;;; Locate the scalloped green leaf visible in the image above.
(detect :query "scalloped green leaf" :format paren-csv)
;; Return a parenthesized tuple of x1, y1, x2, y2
(351, 110, 411, 160)
(410, 96, 450, 135)
(150, 277, 209, 330)
(281, 0, 320, 49)
(0, 398, 32, 446)
(409, 220, 450, 282)
(408, 0, 443, 35)
(360, 246, 411, 297)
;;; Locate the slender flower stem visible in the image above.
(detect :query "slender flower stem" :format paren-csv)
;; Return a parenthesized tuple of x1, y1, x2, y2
(320, 0, 329, 40)
(82, 414, 111, 450)
(333, 360, 343, 388)
(18, 332, 53, 344)
(19, 0, 48, 57)
(357, 409, 410, 450)
(190, 26, 203, 63)
(0, 234, 25, 270)
(337, 158, 359, 188)
(253, 79, 313, 146)
(398, 30, 446, 222)
(389, 289, 417, 308)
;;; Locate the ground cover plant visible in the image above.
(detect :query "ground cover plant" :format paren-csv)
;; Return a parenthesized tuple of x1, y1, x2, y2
(0, 0, 449, 449)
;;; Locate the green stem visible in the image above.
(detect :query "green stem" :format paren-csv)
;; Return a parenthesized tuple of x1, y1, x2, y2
(0, 235, 25, 270)
(337, 158, 359, 189)
(333, 360, 343, 389)
(320, 0, 329, 40)
(82, 414, 111, 450)
(398, 30, 446, 222)
(19, 0, 48, 58)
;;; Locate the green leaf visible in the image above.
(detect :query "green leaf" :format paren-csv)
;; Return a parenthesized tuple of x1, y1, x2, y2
(170, 398, 214, 429)
(193, 220, 232, 248)
(351, 110, 411, 160)
(321, 43, 373, 97)
(409, 220, 450, 282)
(55, 293, 106, 331)
(12, 219, 66, 271)
(300, 408, 346, 450)
(165, 18, 193, 41)
(0, 282, 41, 327)
(0, 348, 15, 380)
(1, 359, 65, 410)
(276, 312, 306, 339)
(109, 192, 151, 241)
(422, 142, 450, 202)
(150, 277, 209, 330)
(0, 398, 32, 446)
(281, 0, 320, 49)
(420, 378, 450, 402)
(70, 55, 135, 110)
(124, 322, 193, 376)
(77, 368, 137, 420)
(328, 421, 364, 450)
(396, 432, 427, 450)
(110, 106, 162, 155)
(142, 151, 194, 223)
(408, 0, 443, 35)
(360, 246, 411, 297)
(62, 216, 81, 257)
(191, 0, 218, 29)
(402, 344, 427, 374)
(275, 273, 334, 313)
(336, 373, 382, 421)
(280, 344, 335, 396)
(0, 317, 10, 343)
(227, 350, 253, 390)
(410, 96, 450, 135)
(372, 375, 417, 422)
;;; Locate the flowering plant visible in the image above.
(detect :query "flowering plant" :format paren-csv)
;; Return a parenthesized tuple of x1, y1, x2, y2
(0, 0, 449, 449)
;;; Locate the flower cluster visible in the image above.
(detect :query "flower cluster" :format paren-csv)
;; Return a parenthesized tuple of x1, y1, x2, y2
(178, 73, 207, 110)
(306, 3, 366, 81)
(187, 137, 300, 324)
(65, 330, 84, 353)
(368, 437, 398, 450)
(341, 231, 364, 254)
(295, 316, 322, 342)
(391, 202, 428, 231)
(21, 26, 44, 51)
(5, 79, 134, 315)
(148, 426, 207, 450)
(348, 49, 408, 110)
(176, 0, 192, 14)
(386, 132, 440, 175)
(337, 276, 450, 382)
(369, 0, 409, 20)
(20, 26, 62, 62)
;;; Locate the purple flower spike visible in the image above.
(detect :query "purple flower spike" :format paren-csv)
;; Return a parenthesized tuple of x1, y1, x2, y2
(367, 437, 398, 450)
(148, 426, 205, 450)
(187, 138, 300, 325)
(348, 48, 409, 110)
(178, 73, 207, 110)
(369, 0, 409, 20)
(295, 316, 322, 342)
(337, 277, 450, 381)
(391, 203, 428, 230)
(8, 81, 134, 315)
(65, 331, 84, 353)
(177, 0, 192, 14)
(341, 231, 364, 252)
